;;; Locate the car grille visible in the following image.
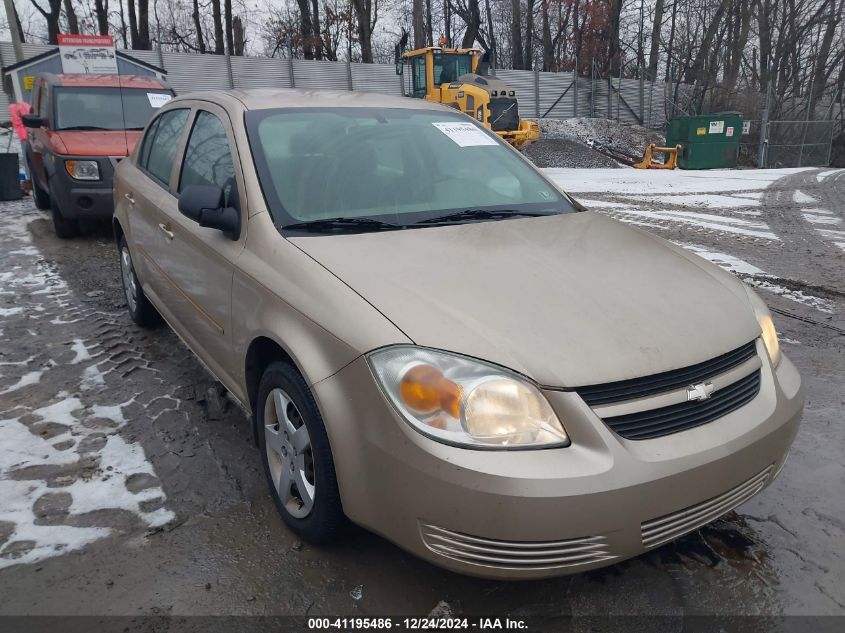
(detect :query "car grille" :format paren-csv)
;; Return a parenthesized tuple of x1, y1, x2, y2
(576, 340, 758, 406)
(641, 465, 773, 549)
(420, 523, 616, 570)
(602, 369, 761, 440)
(487, 97, 520, 132)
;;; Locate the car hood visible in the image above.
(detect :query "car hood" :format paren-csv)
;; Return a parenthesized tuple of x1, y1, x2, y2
(291, 212, 761, 388)
(49, 130, 142, 157)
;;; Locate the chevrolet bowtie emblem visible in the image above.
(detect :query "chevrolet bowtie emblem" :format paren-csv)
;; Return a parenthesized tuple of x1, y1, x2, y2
(687, 382, 715, 402)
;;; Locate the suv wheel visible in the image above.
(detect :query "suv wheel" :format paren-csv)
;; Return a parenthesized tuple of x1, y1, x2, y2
(29, 166, 50, 210)
(257, 362, 345, 543)
(50, 193, 79, 238)
(119, 237, 161, 327)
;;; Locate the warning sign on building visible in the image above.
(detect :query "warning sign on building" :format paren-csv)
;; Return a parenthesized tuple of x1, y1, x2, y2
(58, 34, 118, 74)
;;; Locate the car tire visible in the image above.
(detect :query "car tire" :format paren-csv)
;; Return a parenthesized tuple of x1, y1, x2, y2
(257, 361, 346, 544)
(29, 167, 50, 210)
(118, 236, 161, 327)
(50, 193, 79, 238)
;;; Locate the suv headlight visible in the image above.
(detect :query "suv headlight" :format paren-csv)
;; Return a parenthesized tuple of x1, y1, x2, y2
(367, 346, 569, 449)
(745, 286, 781, 367)
(65, 159, 100, 181)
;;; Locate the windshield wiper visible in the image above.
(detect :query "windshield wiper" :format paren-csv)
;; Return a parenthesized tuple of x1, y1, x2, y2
(283, 217, 405, 234)
(416, 208, 554, 225)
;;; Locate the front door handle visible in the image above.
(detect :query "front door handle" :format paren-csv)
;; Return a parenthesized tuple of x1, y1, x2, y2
(125, 193, 136, 205)
(158, 222, 174, 240)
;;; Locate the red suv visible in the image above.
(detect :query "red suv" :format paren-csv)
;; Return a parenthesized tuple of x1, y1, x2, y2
(23, 73, 173, 237)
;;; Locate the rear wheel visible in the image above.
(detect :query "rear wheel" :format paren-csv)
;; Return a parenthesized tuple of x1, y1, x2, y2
(119, 237, 161, 327)
(257, 362, 345, 543)
(50, 193, 79, 239)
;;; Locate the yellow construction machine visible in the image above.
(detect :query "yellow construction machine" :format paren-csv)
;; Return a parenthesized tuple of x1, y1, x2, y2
(395, 41, 540, 148)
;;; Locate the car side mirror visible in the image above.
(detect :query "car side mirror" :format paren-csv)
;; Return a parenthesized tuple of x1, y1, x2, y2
(178, 184, 240, 240)
(22, 114, 47, 129)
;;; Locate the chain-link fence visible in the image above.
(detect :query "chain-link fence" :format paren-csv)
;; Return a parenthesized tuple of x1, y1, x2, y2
(763, 120, 835, 168)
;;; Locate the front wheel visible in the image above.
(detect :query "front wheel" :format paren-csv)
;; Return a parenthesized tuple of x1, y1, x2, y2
(50, 194, 79, 238)
(257, 362, 345, 543)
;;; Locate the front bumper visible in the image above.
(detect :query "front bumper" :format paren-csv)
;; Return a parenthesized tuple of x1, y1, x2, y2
(312, 340, 803, 579)
(49, 156, 119, 220)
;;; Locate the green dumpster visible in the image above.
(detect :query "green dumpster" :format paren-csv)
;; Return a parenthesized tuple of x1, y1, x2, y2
(666, 112, 743, 169)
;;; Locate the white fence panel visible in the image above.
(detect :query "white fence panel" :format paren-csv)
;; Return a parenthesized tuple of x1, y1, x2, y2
(232, 56, 291, 89)
(293, 59, 348, 90)
(162, 51, 230, 92)
(350, 63, 402, 96)
(538, 71, 575, 119)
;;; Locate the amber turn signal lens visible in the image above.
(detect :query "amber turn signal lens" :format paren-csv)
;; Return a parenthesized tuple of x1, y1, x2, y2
(399, 364, 462, 417)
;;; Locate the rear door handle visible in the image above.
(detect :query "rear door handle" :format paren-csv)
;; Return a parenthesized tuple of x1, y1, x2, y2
(158, 223, 174, 240)
(125, 193, 136, 205)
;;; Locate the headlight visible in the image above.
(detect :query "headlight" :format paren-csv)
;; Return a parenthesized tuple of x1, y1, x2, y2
(367, 346, 569, 449)
(745, 286, 781, 367)
(65, 159, 100, 181)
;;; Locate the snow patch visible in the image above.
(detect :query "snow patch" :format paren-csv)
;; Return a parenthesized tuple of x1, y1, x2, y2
(802, 213, 841, 226)
(70, 339, 93, 364)
(793, 190, 816, 204)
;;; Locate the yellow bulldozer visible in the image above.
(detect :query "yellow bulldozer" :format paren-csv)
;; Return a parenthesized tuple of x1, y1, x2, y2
(395, 39, 540, 149)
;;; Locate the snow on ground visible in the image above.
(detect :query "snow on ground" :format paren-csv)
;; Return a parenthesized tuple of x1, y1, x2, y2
(545, 167, 811, 195)
(793, 190, 816, 204)
(679, 244, 834, 313)
(0, 209, 175, 569)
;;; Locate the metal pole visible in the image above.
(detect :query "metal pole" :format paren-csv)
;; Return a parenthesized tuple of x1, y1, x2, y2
(534, 68, 540, 118)
(758, 84, 771, 168)
(590, 58, 595, 118)
(225, 52, 234, 89)
(3, 0, 24, 62)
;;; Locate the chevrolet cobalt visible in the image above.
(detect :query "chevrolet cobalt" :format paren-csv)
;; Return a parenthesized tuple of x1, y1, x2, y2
(113, 90, 803, 579)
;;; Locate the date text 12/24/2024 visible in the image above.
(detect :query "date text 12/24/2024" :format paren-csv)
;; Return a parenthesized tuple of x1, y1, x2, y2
(308, 618, 528, 630)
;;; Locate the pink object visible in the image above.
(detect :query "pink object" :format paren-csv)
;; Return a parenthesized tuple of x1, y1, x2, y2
(8, 102, 31, 142)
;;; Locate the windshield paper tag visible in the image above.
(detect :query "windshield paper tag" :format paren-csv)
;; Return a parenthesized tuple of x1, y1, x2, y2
(147, 93, 173, 108)
(432, 122, 498, 147)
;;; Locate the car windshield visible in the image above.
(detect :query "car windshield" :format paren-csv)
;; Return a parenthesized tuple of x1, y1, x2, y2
(246, 108, 574, 231)
(53, 87, 173, 131)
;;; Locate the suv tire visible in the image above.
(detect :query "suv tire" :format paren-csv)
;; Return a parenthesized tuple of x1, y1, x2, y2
(50, 193, 80, 238)
(29, 167, 50, 210)
(257, 362, 346, 544)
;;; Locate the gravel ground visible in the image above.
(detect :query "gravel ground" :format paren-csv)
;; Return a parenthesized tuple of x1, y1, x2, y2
(0, 168, 843, 629)
(522, 118, 669, 168)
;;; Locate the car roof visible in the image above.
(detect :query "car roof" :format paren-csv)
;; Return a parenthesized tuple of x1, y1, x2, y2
(171, 88, 456, 113)
(40, 73, 169, 89)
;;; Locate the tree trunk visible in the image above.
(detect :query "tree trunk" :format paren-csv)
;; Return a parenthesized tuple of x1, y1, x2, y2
(511, 0, 523, 69)
(13, 1, 25, 43)
(311, 0, 323, 58)
(192, 0, 206, 53)
(295, 0, 314, 58)
(225, 0, 234, 55)
(211, 0, 225, 54)
(484, 0, 496, 67)
(413, 0, 425, 48)
(461, 0, 481, 48)
(137, 0, 151, 49)
(647, 0, 664, 80)
(63, 0, 80, 34)
(93, 0, 109, 35)
(811, 0, 841, 109)
(426, 0, 433, 46)
(605, 0, 623, 75)
(664, 0, 677, 81)
(445, 0, 451, 47)
(29, 0, 62, 45)
(523, 0, 535, 70)
(351, 0, 374, 63)
(128, 0, 139, 48)
(541, 1, 552, 71)
(233, 16, 245, 56)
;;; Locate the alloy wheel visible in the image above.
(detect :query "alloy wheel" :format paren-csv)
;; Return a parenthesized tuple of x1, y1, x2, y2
(264, 388, 316, 518)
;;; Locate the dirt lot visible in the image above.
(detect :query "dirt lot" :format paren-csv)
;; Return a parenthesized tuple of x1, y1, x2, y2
(0, 167, 843, 630)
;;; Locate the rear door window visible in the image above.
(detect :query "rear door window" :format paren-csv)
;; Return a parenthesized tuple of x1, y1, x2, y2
(142, 108, 189, 187)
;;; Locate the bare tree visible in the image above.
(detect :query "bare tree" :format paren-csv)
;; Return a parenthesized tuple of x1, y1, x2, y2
(62, 0, 79, 34)
(28, 0, 62, 43)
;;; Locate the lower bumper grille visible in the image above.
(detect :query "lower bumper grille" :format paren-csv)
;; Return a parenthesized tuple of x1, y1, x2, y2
(641, 464, 774, 549)
(420, 523, 615, 571)
(603, 369, 761, 440)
